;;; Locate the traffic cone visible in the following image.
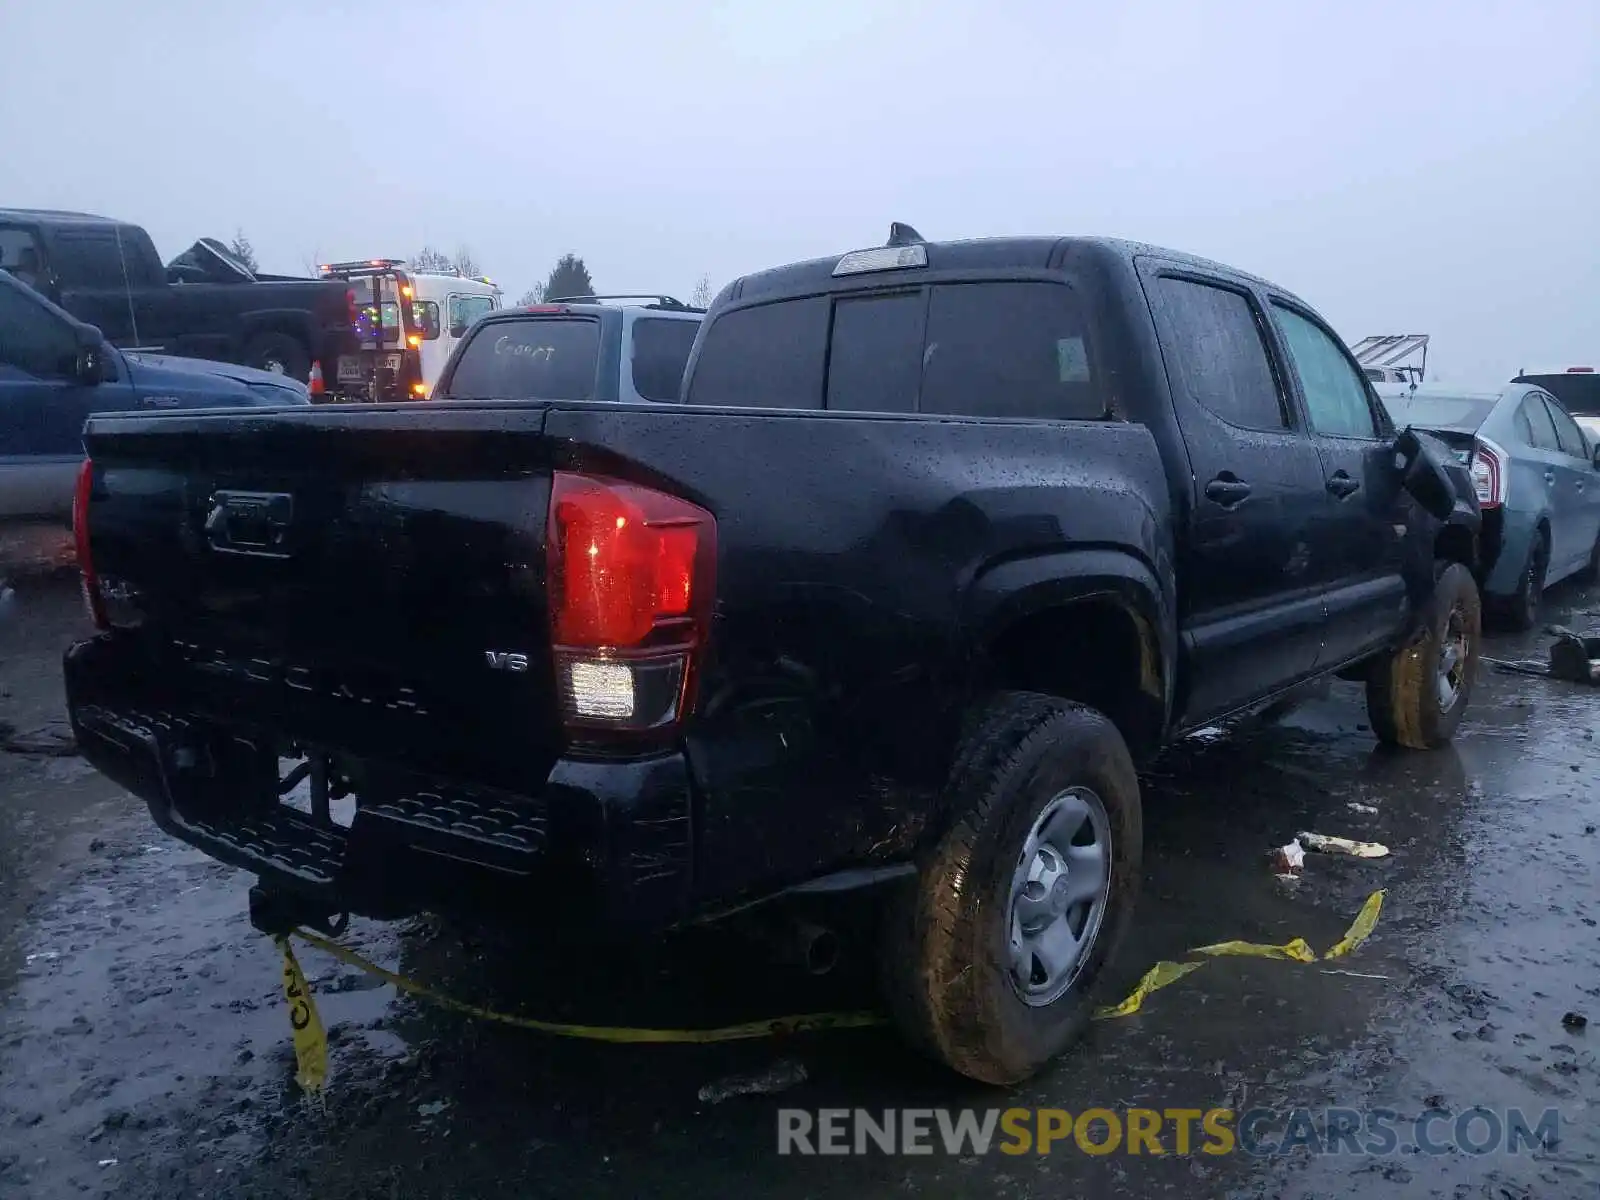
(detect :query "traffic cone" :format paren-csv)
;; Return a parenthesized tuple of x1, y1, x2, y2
(308, 361, 325, 399)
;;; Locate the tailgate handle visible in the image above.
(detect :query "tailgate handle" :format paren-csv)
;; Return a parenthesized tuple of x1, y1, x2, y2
(205, 491, 294, 557)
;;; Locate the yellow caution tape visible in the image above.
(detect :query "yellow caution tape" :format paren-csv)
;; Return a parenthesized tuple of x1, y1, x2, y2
(1094, 890, 1385, 1020)
(1321, 889, 1384, 960)
(271, 889, 1387, 1091)
(275, 935, 328, 1094)
(1191, 936, 1317, 963)
(274, 928, 886, 1092)
(1093, 960, 1207, 1020)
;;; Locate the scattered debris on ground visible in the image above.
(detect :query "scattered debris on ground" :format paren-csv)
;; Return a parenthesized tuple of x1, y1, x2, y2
(697, 1060, 808, 1105)
(1297, 831, 1390, 859)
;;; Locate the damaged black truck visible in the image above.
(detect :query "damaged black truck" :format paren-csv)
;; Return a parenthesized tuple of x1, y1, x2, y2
(65, 229, 1480, 1084)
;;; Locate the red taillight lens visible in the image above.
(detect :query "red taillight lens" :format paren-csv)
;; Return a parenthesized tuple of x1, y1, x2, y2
(73, 459, 108, 629)
(547, 473, 715, 734)
(345, 287, 358, 328)
(1471, 438, 1506, 509)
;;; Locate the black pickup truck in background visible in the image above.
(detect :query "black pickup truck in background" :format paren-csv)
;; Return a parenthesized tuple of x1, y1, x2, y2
(0, 209, 355, 382)
(64, 226, 1479, 1084)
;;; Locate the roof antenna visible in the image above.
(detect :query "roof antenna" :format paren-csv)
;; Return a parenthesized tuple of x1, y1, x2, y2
(112, 223, 142, 348)
(887, 222, 925, 248)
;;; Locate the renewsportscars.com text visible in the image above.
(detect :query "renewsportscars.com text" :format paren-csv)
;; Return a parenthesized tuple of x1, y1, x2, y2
(777, 1106, 1562, 1158)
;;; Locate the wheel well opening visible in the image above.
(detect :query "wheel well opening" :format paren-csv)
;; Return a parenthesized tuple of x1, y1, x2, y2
(984, 600, 1164, 763)
(1434, 523, 1476, 570)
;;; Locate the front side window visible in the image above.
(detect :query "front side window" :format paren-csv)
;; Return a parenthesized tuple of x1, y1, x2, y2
(1152, 278, 1286, 431)
(920, 282, 1102, 420)
(440, 317, 600, 400)
(1272, 305, 1379, 438)
(448, 294, 496, 335)
(0, 281, 78, 379)
(0, 228, 46, 293)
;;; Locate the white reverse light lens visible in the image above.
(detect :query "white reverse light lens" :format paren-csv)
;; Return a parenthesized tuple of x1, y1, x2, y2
(567, 660, 635, 719)
(832, 245, 928, 276)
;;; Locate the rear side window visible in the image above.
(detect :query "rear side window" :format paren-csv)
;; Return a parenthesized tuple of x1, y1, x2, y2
(827, 292, 924, 413)
(1540, 395, 1589, 457)
(630, 317, 700, 402)
(921, 283, 1101, 420)
(1152, 278, 1286, 431)
(441, 318, 599, 400)
(687, 298, 827, 408)
(50, 230, 161, 287)
(1518, 373, 1600, 417)
(1521, 397, 1562, 451)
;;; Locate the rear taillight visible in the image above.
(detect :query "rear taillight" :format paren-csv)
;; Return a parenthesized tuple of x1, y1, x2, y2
(73, 459, 108, 629)
(547, 473, 716, 739)
(345, 287, 358, 329)
(1470, 437, 1507, 509)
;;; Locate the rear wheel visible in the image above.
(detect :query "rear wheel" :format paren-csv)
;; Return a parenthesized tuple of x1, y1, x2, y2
(1577, 527, 1600, 585)
(244, 332, 310, 382)
(1500, 531, 1549, 632)
(1366, 561, 1481, 749)
(881, 693, 1141, 1084)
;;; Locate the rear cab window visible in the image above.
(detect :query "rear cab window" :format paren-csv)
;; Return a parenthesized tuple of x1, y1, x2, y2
(1518, 373, 1600, 418)
(440, 317, 600, 400)
(687, 280, 1104, 419)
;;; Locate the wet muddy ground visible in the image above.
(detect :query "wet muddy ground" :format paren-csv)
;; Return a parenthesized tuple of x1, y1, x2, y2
(2, 577, 1597, 1199)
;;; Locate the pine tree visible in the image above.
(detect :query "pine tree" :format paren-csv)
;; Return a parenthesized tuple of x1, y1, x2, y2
(228, 228, 259, 273)
(543, 253, 595, 301)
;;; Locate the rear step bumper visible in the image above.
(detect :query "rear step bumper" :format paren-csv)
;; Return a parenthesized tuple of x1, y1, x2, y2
(65, 637, 696, 929)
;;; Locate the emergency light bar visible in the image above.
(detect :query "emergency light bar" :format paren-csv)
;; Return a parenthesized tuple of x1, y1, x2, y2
(320, 259, 405, 274)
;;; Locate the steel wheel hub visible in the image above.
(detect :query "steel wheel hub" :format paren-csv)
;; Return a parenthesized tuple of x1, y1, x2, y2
(1437, 605, 1469, 712)
(1006, 786, 1113, 1007)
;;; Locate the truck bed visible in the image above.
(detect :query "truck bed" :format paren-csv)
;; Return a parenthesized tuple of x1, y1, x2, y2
(67, 398, 1171, 920)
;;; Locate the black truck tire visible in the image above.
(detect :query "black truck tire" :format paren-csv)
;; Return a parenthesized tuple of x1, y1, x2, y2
(244, 332, 310, 382)
(881, 692, 1142, 1085)
(1366, 562, 1481, 750)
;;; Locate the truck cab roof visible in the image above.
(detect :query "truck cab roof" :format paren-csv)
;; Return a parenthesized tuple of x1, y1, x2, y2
(721, 233, 1288, 307)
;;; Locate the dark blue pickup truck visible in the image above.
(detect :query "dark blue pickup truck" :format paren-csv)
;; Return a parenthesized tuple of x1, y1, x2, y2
(64, 226, 1479, 1085)
(0, 270, 306, 571)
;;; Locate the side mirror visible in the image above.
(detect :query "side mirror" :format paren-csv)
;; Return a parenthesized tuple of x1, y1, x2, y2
(1591, 443, 1600, 470)
(449, 320, 468, 339)
(1392, 427, 1456, 521)
(73, 332, 112, 385)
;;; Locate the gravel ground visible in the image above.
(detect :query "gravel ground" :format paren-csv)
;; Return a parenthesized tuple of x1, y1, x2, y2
(1, 577, 1597, 1199)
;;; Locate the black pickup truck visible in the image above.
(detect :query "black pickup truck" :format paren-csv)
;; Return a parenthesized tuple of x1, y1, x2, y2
(0, 210, 354, 382)
(64, 227, 1480, 1084)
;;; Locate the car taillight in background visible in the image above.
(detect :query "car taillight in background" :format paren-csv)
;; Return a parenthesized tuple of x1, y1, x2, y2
(73, 459, 108, 629)
(1470, 437, 1507, 509)
(547, 472, 716, 743)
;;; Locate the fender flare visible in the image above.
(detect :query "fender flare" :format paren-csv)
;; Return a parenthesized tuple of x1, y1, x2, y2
(963, 547, 1177, 726)
(237, 308, 316, 348)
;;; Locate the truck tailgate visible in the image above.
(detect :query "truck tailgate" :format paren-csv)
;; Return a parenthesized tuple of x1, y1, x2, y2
(80, 404, 561, 792)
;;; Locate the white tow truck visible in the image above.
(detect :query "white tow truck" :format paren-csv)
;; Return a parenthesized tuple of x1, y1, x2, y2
(316, 259, 502, 401)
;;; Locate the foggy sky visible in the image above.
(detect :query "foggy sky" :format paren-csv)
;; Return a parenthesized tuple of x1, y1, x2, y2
(1, 0, 1594, 382)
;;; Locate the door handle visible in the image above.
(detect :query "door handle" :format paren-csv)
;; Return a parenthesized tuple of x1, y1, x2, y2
(1203, 475, 1252, 506)
(1545, 470, 1556, 485)
(1326, 470, 1361, 499)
